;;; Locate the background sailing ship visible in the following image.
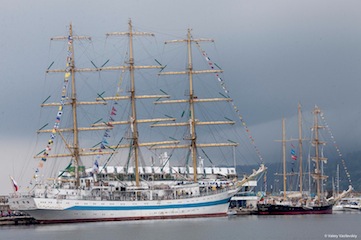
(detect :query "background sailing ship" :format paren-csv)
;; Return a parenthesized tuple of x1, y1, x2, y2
(257, 105, 352, 215)
(8, 21, 265, 223)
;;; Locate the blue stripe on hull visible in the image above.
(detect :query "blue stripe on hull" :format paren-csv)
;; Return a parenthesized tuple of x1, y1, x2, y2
(36, 212, 228, 224)
(67, 198, 231, 211)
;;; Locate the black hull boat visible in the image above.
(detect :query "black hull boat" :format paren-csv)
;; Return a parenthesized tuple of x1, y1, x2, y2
(257, 203, 333, 215)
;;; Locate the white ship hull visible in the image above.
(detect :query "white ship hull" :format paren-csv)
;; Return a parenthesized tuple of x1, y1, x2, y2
(9, 190, 236, 223)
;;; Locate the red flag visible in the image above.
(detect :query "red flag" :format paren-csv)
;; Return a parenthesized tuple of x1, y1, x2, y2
(10, 176, 19, 192)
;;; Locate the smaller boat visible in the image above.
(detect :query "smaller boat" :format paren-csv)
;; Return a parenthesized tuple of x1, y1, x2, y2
(333, 197, 361, 212)
(257, 201, 333, 215)
(228, 182, 259, 215)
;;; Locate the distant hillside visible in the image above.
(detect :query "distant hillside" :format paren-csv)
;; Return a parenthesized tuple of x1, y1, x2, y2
(236, 150, 361, 193)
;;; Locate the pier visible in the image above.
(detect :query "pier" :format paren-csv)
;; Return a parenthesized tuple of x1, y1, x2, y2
(0, 195, 36, 225)
(0, 215, 36, 225)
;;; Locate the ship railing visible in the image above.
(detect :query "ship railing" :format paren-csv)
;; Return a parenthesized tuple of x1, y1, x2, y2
(40, 183, 237, 201)
(9, 184, 236, 202)
(75, 185, 234, 202)
(8, 193, 34, 199)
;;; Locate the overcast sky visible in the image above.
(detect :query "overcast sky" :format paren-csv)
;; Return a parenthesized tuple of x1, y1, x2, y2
(1, 0, 361, 194)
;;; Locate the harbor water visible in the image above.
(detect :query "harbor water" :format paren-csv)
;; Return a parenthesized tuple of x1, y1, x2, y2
(1, 212, 360, 240)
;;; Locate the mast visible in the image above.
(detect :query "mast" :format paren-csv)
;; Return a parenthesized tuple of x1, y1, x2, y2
(104, 19, 164, 187)
(313, 106, 321, 200)
(282, 118, 287, 201)
(298, 103, 303, 195)
(154, 29, 237, 183)
(274, 118, 289, 200)
(186, 29, 198, 183)
(45, 23, 92, 188)
(311, 106, 328, 202)
(128, 20, 141, 187)
(68, 24, 81, 187)
(66, 25, 78, 187)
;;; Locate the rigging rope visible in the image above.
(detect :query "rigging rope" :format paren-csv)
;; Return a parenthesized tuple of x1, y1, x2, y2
(94, 69, 125, 174)
(194, 41, 264, 163)
(319, 110, 352, 186)
(29, 35, 74, 189)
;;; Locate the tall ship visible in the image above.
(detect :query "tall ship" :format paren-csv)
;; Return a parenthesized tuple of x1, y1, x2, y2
(8, 20, 264, 223)
(257, 105, 351, 215)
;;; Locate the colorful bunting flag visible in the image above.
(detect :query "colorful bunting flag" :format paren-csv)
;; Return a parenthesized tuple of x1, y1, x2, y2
(92, 70, 125, 173)
(28, 34, 74, 189)
(319, 110, 352, 186)
(291, 147, 297, 161)
(93, 160, 99, 173)
(195, 41, 263, 162)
